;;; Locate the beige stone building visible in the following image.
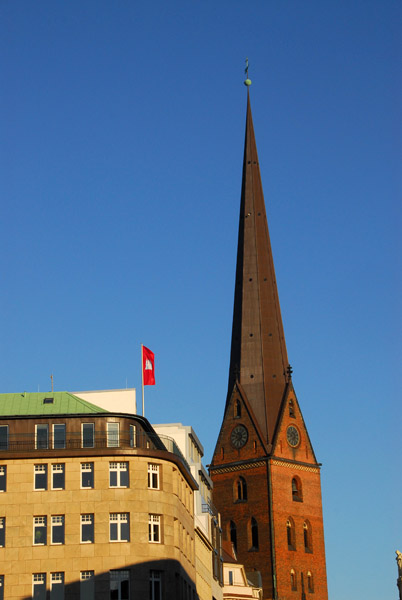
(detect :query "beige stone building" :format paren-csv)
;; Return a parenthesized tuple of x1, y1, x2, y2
(0, 392, 198, 599)
(153, 424, 223, 600)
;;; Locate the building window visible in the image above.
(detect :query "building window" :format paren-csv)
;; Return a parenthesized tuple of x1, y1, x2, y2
(129, 425, 137, 448)
(251, 517, 259, 550)
(149, 514, 161, 543)
(110, 570, 130, 599)
(50, 572, 64, 600)
(234, 399, 241, 418)
(0, 575, 3, 600)
(0, 427, 8, 451)
(230, 521, 237, 554)
(0, 467, 6, 492)
(290, 569, 297, 591)
(292, 477, 303, 502)
(33, 574, 46, 600)
(228, 571, 233, 585)
(33, 516, 47, 545)
(51, 515, 65, 545)
(34, 465, 47, 490)
(307, 571, 314, 593)
(286, 518, 295, 550)
(109, 462, 129, 487)
(304, 521, 313, 552)
(289, 399, 295, 418)
(81, 514, 94, 543)
(150, 570, 162, 600)
(51, 464, 65, 490)
(80, 571, 94, 600)
(110, 513, 130, 542)
(35, 424, 48, 449)
(0, 518, 4, 547)
(81, 463, 94, 488)
(148, 464, 160, 489)
(107, 422, 119, 447)
(82, 423, 94, 448)
(52, 424, 66, 449)
(234, 476, 247, 501)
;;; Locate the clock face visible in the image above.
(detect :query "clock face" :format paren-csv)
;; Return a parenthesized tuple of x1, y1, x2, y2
(231, 425, 248, 449)
(286, 425, 300, 448)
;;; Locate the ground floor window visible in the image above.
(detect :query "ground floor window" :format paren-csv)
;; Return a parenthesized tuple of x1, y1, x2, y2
(33, 574, 46, 600)
(50, 572, 64, 600)
(80, 571, 94, 599)
(110, 570, 129, 600)
(150, 570, 162, 600)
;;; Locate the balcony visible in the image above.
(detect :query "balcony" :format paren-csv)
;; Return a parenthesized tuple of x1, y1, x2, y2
(0, 430, 191, 474)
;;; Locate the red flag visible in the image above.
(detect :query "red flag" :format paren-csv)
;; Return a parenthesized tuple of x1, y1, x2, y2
(142, 346, 155, 386)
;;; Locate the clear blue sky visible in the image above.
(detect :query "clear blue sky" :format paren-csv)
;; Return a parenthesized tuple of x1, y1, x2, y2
(1, 1, 400, 598)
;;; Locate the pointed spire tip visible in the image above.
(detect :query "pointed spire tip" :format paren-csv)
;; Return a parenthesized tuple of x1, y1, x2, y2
(244, 57, 252, 86)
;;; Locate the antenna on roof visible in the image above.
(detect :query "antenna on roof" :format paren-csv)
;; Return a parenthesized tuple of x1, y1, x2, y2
(50, 373, 54, 392)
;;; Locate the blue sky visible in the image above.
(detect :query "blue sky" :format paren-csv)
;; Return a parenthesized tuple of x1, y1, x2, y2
(1, 1, 400, 598)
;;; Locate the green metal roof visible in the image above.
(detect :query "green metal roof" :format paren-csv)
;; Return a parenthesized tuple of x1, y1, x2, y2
(0, 392, 107, 416)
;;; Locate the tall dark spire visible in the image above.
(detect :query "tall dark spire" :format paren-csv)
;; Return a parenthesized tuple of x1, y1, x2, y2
(226, 90, 289, 444)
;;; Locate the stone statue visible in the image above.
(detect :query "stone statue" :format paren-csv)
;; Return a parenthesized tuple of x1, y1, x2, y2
(397, 550, 402, 600)
(397, 550, 402, 577)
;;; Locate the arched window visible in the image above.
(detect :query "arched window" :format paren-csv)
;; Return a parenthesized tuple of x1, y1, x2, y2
(290, 569, 297, 591)
(289, 399, 295, 418)
(286, 518, 295, 550)
(291, 477, 303, 502)
(234, 476, 247, 502)
(234, 399, 241, 418)
(303, 521, 313, 552)
(230, 520, 237, 555)
(251, 517, 259, 549)
(307, 571, 314, 593)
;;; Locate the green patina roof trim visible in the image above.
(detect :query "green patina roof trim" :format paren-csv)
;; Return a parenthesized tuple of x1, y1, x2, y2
(0, 392, 108, 416)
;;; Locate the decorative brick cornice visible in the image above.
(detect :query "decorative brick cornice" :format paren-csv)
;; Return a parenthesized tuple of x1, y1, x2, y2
(209, 460, 266, 475)
(271, 459, 320, 473)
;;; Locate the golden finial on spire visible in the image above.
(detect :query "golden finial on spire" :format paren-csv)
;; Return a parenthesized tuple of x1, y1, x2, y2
(244, 57, 252, 86)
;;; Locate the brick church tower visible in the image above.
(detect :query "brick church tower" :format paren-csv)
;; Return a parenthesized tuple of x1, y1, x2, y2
(209, 88, 328, 600)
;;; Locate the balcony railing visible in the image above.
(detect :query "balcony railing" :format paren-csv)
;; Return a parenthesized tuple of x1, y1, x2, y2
(0, 431, 191, 474)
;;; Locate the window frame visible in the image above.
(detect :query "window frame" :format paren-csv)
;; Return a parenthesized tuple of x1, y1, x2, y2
(52, 424, 66, 449)
(0, 518, 5, 547)
(109, 513, 130, 542)
(286, 517, 296, 550)
(50, 572, 64, 599)
(33, 516, 47, 546)
(0, 426, 8, 451)
(34, 464, 48, 491)
(32, 574, 46, 600)
(109, 462, 129, 488)
(148, 464, 160, 490)
(107, 422, 119, 448)
(81, 514, 94, 544)
(148, 514, 161, 543)
(250, 516, 259, 550)
(150, 570, 162, 600)
(51, 463, 65, 490)
(81, 462, 94, 489)
(82, 423, 95, 448)
(35, 424, 49, 450)
(51, 515, 65, 545)
(80, 571, 94, 599)
(110, 570, 130, 600)
(0, 466, 6, 493)
(129, 424, 137, 448)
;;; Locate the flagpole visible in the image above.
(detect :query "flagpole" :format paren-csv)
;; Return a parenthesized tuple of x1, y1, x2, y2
(141, 344, 145, 417)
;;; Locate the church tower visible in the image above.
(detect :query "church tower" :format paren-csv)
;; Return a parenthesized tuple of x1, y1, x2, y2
(209, 86, 328, 600)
